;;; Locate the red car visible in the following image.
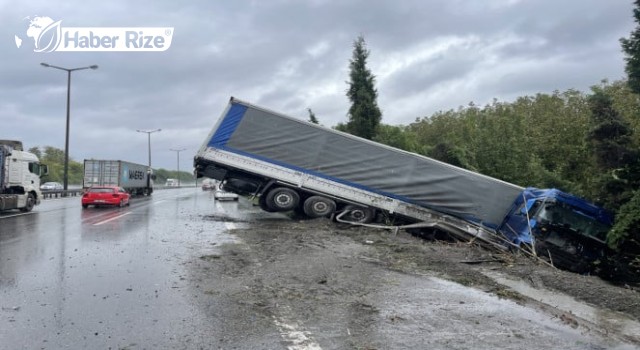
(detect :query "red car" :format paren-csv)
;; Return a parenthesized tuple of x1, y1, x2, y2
(82, 186, 131, 208)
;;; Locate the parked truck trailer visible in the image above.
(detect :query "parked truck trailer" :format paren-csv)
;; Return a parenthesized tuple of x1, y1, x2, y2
(194, 97, 614, 272)
(83, 159, 154, 196)
(0, 140, 48, 212)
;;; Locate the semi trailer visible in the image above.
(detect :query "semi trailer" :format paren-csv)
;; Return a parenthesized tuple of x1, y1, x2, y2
(83, 159, 154, 196)
(194, 97, 613, 272)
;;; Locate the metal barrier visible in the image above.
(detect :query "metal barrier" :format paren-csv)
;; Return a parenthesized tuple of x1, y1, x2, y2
(42, 185, 194, 200)
(42, 190, 84, 199)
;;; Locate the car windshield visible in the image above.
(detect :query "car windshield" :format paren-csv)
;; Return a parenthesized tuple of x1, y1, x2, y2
(89, 188, 115, 193)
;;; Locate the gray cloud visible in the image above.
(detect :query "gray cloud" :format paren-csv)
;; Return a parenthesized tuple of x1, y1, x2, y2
(0, 0, 634, 171)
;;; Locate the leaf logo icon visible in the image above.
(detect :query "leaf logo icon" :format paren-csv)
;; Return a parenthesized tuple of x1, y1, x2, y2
(35, 20, 62, 53)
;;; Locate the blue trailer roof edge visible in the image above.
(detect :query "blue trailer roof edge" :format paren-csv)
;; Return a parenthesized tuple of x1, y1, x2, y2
(208, 103, 248, 148)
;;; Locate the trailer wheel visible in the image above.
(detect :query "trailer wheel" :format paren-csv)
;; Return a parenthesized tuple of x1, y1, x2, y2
(20, 193, 35, 212)
(303, 196, 336, 218)
(258, 195, 277, 212)
(342, 205, 375, 224)
(265, 187, 300, 211)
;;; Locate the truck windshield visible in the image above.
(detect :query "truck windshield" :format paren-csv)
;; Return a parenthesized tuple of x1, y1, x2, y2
(28, 162, 41, 175)
(532, 201, 611, 243)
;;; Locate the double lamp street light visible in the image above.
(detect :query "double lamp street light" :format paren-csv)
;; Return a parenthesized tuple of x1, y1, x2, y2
(41, 62, 98, 192)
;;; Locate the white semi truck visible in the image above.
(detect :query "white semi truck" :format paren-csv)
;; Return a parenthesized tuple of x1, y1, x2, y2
(194, 98, 615, 272)
(0, 140, 48, 212)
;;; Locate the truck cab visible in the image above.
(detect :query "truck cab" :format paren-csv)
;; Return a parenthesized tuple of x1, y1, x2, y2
(500, 188, 613, 272)
(0, 142, 49, 212)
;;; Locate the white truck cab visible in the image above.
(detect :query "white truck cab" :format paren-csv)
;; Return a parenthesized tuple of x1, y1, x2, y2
(0, 141, 48, 212)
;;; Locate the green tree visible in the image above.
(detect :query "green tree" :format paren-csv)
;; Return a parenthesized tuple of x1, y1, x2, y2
(307, 108, 319, 124)
(586, 88, 638, 210)
(346, 35, 382, 140)
(28, 146, 42, 159)
(609, 190, 640, 252)
(372, 124, 417, 152)
(37, 146, 83, 184)
(427, 142, 476, 171)
(621, 0, 640, 93)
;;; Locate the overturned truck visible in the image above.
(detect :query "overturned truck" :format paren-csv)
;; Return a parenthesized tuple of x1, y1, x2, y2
(194, 97, 613, 272)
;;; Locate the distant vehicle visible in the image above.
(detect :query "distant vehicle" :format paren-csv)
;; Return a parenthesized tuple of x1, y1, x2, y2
(213, 188, 239, 201)
(40, 182, 63, 191)
(82, 186, 131, 208)
(165, 178, 179, 187)
(83, 159, 154, 196)
(201, 178, 216, 191)
(0, 140, 48, 212)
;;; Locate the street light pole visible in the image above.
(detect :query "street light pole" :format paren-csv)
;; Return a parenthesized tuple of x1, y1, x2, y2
(136, 129, 161, 193)
(41, 63, 98, 193)
(170, 148, 187, 186)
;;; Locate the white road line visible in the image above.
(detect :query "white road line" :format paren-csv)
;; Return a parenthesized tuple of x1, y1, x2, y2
(0, 212, 35, 219)
(215, 201, 237, 230)
(93, 212, 131, 226)
(153, 200, 166, 205)
(213, 201, 321, 349)
(272, 306, 323, 350)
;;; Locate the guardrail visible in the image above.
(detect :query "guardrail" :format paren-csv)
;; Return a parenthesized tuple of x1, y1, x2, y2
(41, 185, 195, 200)
(41, 190, 84, 199)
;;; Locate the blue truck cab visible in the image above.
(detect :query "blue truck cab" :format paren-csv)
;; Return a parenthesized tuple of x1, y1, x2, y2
(500, 188, 614, 272)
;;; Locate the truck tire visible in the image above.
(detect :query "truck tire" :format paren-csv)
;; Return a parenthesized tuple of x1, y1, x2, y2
(342, 205, 375, 224)
(303, 196, 336, 218)
(258, 195, 277, 212)
(265, 187, 300, 211)
(20, 193, 35, 212)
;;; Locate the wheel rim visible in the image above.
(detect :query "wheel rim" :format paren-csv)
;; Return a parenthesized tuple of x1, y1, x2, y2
(313, 202, 328, 212)
(275, 193, 292, 206)
(266, 187, 300, 211)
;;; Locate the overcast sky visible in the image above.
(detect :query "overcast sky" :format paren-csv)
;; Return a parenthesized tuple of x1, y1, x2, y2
(0, 0, 635, 174)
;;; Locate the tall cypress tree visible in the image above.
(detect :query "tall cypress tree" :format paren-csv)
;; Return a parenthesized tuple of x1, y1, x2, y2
(346, 36, 382, 140)
(586, 89, 636, 210)
(621, 0, 640, 94)
(610, 1, 640, 256)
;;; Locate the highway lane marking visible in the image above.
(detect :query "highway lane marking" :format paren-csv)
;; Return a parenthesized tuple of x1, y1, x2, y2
(93, 212, 132, 226)
(272, 306, 323, 350)
(215, 201, 237, 230)
(213, 201, 319, 349)
(0, 212, 35, 219)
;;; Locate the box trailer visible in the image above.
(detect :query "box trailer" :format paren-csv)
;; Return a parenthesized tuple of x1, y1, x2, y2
(194, 97, 614, 272)
(83, 159, 154, 196)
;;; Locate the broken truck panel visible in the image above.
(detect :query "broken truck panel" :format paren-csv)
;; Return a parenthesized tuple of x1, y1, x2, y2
(194, 97, 613, 272)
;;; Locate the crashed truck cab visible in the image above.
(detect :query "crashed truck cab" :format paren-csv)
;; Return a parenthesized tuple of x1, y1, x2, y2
(500, 188, 614, 272)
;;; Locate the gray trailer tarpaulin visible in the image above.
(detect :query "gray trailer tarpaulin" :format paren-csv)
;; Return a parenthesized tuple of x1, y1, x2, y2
(206, 98, 524, 229)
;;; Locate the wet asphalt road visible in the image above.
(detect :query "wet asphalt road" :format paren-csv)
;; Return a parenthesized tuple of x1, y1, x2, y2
(2, 188, 639, 350)
(0, 188, 242, 349)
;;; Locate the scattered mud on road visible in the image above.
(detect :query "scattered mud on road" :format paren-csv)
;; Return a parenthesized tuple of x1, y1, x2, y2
(188, 217, 640, 349)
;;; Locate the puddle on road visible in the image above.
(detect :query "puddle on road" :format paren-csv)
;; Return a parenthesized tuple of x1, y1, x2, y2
(481, 270, 640, 343)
